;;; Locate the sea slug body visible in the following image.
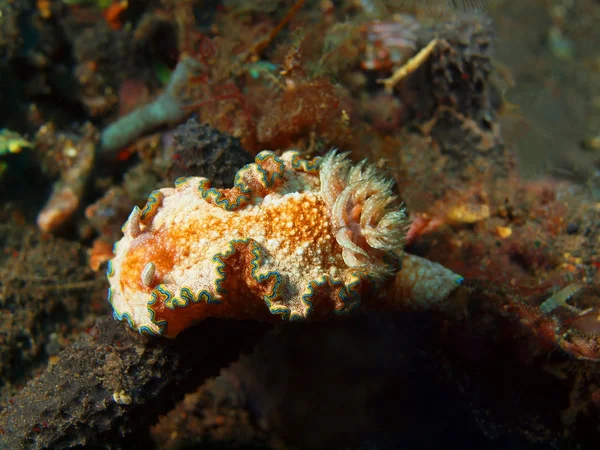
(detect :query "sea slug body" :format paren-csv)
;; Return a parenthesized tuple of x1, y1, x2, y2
(107, 150, 410, 337)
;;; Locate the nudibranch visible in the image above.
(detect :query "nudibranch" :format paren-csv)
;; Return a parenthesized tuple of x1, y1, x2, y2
(107, 150, 415, 337)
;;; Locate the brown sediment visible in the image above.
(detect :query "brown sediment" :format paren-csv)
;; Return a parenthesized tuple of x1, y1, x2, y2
(0, 220, 106, 401)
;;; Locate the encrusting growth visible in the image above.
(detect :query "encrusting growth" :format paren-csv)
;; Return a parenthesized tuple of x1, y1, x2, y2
(107, 150, 460, 338)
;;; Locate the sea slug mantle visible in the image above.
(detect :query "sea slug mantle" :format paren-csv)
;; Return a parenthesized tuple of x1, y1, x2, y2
(107, 150, 410, 337)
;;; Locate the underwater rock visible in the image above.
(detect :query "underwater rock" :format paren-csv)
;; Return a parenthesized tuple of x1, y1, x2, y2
(169, 117, 252, 186)
(0, 317, 267, 449)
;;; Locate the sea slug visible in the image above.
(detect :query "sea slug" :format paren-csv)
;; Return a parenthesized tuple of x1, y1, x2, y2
(107, 150, 426, 337)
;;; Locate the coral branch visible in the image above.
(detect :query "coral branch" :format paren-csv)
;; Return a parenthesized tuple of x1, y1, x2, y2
(99, 57, 202, 155)
(37, 124, 97, 233)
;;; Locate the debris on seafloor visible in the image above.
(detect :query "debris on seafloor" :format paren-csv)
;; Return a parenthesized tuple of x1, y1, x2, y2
(0, 129, 32, 179)
(36, 123, 98, 233)
(0, 129, 32, 156)
(539, 283, 584, 315)
(379, 38, 439, 93)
